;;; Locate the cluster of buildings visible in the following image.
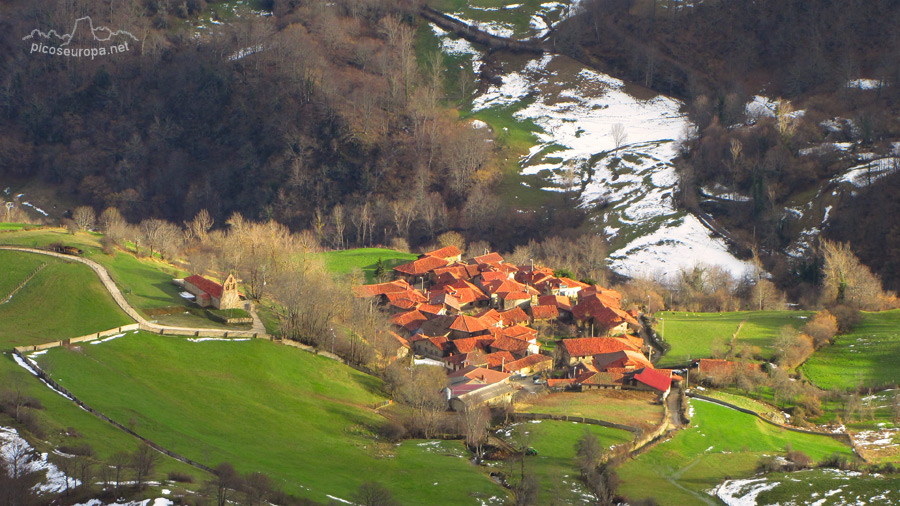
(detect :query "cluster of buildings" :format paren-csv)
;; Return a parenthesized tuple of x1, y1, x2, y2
(355, 246, 682, 409)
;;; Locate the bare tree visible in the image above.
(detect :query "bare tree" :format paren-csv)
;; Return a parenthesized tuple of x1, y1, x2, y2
(187, 209, 214, 244)
(352, 481, 401, 506)
(110, 451, 130, 493)
(462, 405, 491, 463)
(72, 206, 96, 231)
(130, 444, 160, 490)
(610, 123, 627, 156)
(99, 207, 127, 243)
(331, 204, 346, 250)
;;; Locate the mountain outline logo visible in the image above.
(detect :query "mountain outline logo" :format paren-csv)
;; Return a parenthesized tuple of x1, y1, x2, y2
(24, 16, 138, 59)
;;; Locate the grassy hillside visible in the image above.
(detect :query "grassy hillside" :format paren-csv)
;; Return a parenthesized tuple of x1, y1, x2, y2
(499, 420, 633, 505)
(0, 249, 47, 296)
(319, 248, 418, 282)
(41, 333, 505, 504)
(0, 352, 204, 485)
(744, 468, 900, 506)
(801, 310, 900, 390)
(0, 251, 133, 348)
(617, 398, 854, 505)
(656, 310, 814, 366)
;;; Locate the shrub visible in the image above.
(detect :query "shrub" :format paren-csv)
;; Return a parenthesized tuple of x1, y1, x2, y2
(58, 444, 94, 457)
(786, 450, 811, 470)
(376, 420, 407, 442)
(828, 305, 861, 333)
(168, 470, 194, 483)
(804, 310, 839, 349)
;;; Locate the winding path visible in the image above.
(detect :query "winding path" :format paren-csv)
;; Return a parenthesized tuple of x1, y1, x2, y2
(0, 245, 268, 340)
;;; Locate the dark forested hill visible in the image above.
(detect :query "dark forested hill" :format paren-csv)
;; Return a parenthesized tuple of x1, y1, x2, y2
(0, 0, 506, 240)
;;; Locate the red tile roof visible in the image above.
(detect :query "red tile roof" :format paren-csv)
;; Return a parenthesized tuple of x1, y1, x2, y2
(445, 351, 487, 368)
(490, 336, 531, 354)
(547, 378, 575, 388)
(499, 307, 530, 326)
(390, 310, 428, 331)
(571, 294, 639, 326)
(388, 298, 418, 310)
(417, 303, 445, 316)
(449, 315, 489, 333)
(352, 280, 413, 297)
(484, 351, 515, 369)
(537, 294, 573, 311)
(501, 325, 537, 340)
(474, 308, 502, 327)
(474, 252, 504, 265)
(452, 337, 494, 354)
(425, 245, 462, 259)
(390, 331, 410, 349)
(592, 350, 653, 370)
(633, 367, 672, 392)
(184, 275, 224, 299)
(560, 337, 640, 358)
(530, 305, 559, 320)
(503, 353, 552, 373)
(394, 255, 449, 276)
(448, 366, 510, 385)
(480, 271, 509, 283)
(580, 371, 626, 386)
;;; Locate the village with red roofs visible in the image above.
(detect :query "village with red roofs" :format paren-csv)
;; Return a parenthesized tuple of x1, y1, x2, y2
(355, 245, 687, 412)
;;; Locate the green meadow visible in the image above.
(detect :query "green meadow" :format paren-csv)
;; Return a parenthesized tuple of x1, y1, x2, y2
(656, 310, 814, 366)
(0, 251, 132, 348)
(617, 398, 854, 505)
(41, 333, 505, 504)
(801, 310, 900, 390)
(319, 247, 417, 282)
(498, 420, 634, 505)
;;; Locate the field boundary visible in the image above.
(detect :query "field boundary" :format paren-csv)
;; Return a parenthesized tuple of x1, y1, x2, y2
(0, 261, 47, 304)
(686, 392, 865, 459)
(12, 349, 215, 475)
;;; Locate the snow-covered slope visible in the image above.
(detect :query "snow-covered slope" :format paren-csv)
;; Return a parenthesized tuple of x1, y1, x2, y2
(432, 21, 754, 279)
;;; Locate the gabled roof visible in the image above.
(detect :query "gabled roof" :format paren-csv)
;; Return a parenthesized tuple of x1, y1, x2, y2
(531, 305, 559, 320)
(503, 353, 552, 373)
(490, 336, 531, 354)
(448, 366, 510, 385)
(429, 291, 461, 311)
(592, 350, 653, 371)
(388, 298, 418, 311)
(571, 293, 639, 326)
(501, 291, 532, 301)
(425, 245, 462, 259)
(184, 275, 225, 299)
(632, 367, 672, 392)
(390, 310, 428, 331)
(547, 378, 575, 388)
(452, 337, 494, 354)
(384, 290, 427, 304)
(480, 271, 509, 283)
(500, 325, 537, 341)
(484, 351, 515, 369)
(537, 294, 573, 311)
(580, 371, 626, 386)
(352, 279, 413, 298)
(449, 314, 489, 333)
(425, 335, 453, 354)
(499, 307, 530, 326)
(417, 303, 446, 316)
(474, 308, 502, 327)
(394, 255, 449, 276)
(560, 337, 639, 357)
(473, 252, 504, 265)
(389, 331, 410, 349)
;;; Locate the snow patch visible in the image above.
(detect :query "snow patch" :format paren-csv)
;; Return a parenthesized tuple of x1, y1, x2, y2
(185, 337, 251, 342)
(712, 478, 780, 506)
(1, 426, 80, 494)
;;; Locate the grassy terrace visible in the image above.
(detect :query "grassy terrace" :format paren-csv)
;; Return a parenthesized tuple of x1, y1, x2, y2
(0, 251, 132, 348)
(617, 399, 853, 505)
(319, 247, 418, 283)
(515, 390, 665, 432)
(41, 333, 505, 504)
(656, 310, 814, 366)
(801, 310, 900, 390)
(755, 468, 900, 505)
